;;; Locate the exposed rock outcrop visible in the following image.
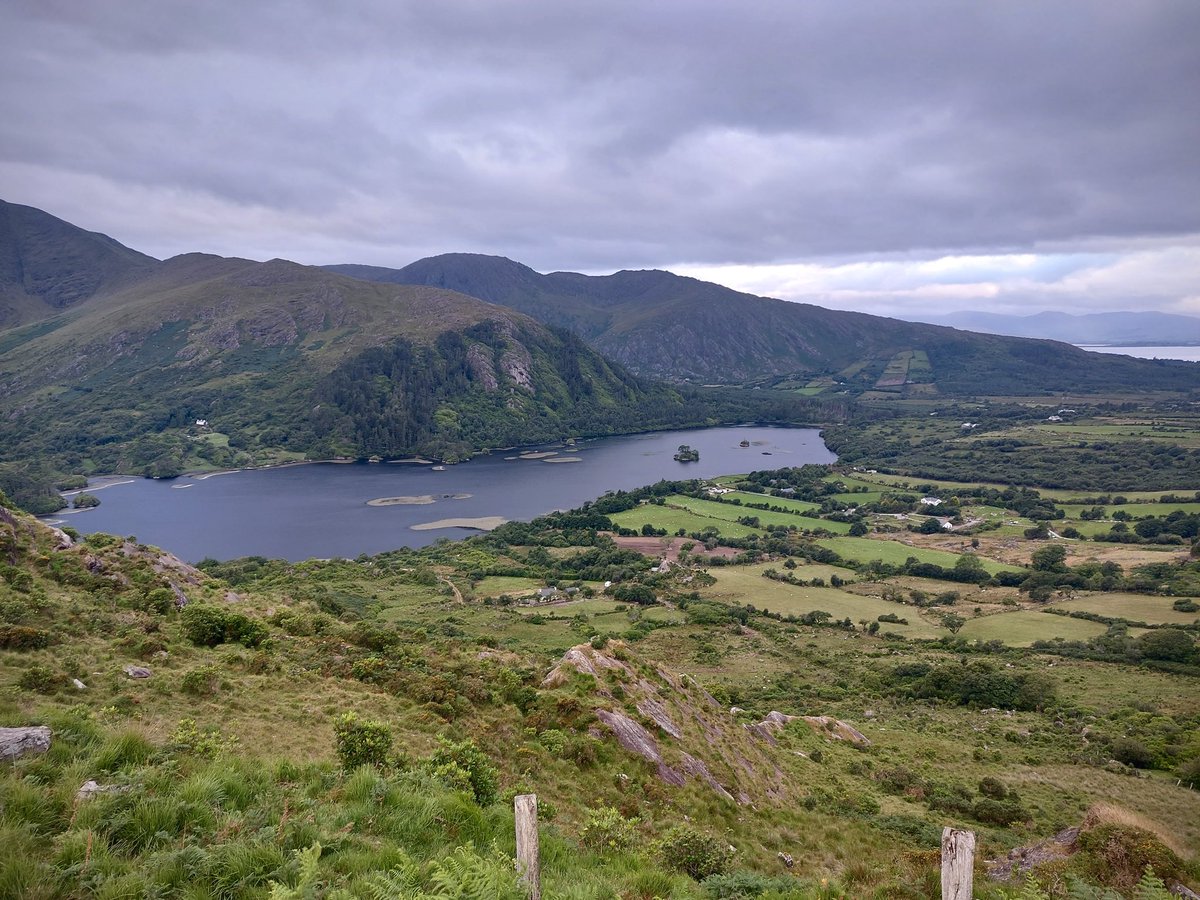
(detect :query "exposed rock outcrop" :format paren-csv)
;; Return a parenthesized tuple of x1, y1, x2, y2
(0, 726, 51, 761)
(545, 642, 788, 805)
(746, 711, 872, 748)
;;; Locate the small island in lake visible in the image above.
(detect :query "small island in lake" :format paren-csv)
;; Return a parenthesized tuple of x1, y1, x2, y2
(673, 444, 700, 462)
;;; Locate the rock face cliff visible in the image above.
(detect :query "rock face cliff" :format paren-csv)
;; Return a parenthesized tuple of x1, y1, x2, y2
(543, 641, 874, 806)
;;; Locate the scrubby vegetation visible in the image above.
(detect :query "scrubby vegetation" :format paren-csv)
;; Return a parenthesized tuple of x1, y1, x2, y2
(2, 455, 1198, 898)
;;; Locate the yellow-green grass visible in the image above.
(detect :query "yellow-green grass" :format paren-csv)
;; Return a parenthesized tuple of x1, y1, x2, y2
(725, 491, 820, 513)
(472, 575, 542, 597)
(609, 505, 758, 538)
(1059, 519, 1117, 538)
(815, 536, 1020, 574)
(519, 597, 618, 617)
(668, 495, 819, 529)
(1050, 593, 1200, 626)
(735, 560, 858, 583)
(957, 611, 1107, 646)
(699, 566, 945, 638)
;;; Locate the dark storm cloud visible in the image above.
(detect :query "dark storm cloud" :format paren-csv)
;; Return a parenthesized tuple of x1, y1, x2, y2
(1, 0, 1197, 291)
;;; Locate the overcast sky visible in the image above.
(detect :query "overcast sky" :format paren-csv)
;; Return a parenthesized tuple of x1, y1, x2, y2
(2, 0, 1198, 318)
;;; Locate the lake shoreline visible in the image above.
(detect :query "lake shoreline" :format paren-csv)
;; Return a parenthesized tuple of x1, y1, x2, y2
(80, 420, 832, 483)
(49, 425, 835, 561)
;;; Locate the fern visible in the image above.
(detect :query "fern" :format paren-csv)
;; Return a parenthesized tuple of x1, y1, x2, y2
(268, 842, 323, 900)
(422, 844, 524, 900)
(357, 860, 423, 900)
(1065, 876, 1123, 899)
(1011, 874, 1051, 900)
(1132, 867, 1171, 900)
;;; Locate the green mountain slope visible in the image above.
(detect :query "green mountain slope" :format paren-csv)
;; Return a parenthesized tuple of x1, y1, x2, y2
(0, 250, 741, 479)
(328, 254, 1200, 395)
(0, 199, 159, 329)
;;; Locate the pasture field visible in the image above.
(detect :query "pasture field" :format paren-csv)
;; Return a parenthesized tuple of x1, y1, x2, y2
(1050, 592, 1200, 626)
(672, 496, 849, 532)
(472, 575, 542, 597)
(734, 560, 859, 583)
(611, 496, 853, 538)
(699, 568, 945, 638)
(724, 490, 820, 513)
(956, 610, 1109, 646)
(609, 504, 758, 538)
(815, 535, 1019, 574)
(668, 494, 815, 528)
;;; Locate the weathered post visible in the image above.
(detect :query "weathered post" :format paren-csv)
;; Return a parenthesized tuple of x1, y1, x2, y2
(941, 827, 975, 900)
(514, 793, 540, 900)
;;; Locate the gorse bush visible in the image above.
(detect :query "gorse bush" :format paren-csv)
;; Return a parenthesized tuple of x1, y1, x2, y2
(181, 604, 268, 648)
(579, 805, 638, 853)
(657, 824, 734, 880)
(181, 664, 222, 696)
(332, 713, 393, 770)
(425, 738, 499, 806)
(16, 664, 62, 693)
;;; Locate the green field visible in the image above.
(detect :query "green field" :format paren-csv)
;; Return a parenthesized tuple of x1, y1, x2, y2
(611, 494, 853, 538)
(1050, 592, 1200, 626)
(609, 504, 758, 538)
(700, 566, 945, 638)
(672, 495, 852, 532)
(473, 575, 542, 597)
(724, 491, 819, 513)
(957, 611, 1109, 646)
(815, 536, 1019, 575)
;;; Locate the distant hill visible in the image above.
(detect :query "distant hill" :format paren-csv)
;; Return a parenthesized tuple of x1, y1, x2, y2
(0, 199, 159, 328)
(327, 255, 1200, 396)
(1, 205, 813, 485)
(912, 310, 1200, 345)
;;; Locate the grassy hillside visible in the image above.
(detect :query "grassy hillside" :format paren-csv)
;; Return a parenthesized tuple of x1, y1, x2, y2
(0, 250, 834, 494)
(2, 462, 1198, 898)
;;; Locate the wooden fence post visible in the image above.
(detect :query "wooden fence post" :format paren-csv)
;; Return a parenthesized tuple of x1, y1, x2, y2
(941, 827, 975, 900)
(514, 793, 540, 900)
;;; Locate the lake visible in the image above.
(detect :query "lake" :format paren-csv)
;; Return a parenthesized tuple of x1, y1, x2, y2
(51, 426, 834, 562)
(1075, 345, 1200, 362)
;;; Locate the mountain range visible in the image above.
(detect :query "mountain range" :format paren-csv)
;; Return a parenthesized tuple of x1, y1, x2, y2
(327, 255, 1198, 394)
(0, 199, 1196, 495)
(911, 310, 1200, 346)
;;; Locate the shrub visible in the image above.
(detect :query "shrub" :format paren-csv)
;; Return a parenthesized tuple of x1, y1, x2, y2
(978, 776, 1008, 799)
(180, 665, 221, 697)
(141, 587, 175, 615)
(170, 719, 237, 758)
(17, 664, 62, 693)
(1074, 824, 1184, 894)
(0, 625, 52, 650)
(180, 605, 228, 646)
(657, 825, 734, 880)
(973, 797, 1029, 826)
(580, 805, 638, 853)
(1111, 737, 1153, 769)
(332, 713, 392, 770)
(425, 738, 499, 805)
(537, 729, 566, 755)
(181, 604, 267, 648)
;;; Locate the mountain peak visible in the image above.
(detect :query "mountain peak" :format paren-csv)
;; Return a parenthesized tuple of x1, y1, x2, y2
(0, 199, 158, 326)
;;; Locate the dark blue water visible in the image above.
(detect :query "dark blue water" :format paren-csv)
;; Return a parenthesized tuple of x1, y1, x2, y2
(50, 426, 833, 561)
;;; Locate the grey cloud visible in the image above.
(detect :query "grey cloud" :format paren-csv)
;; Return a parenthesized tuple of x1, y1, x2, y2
(1, 0, 1197, 285)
